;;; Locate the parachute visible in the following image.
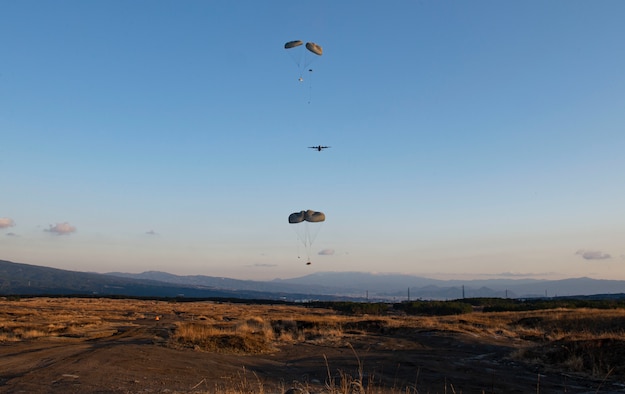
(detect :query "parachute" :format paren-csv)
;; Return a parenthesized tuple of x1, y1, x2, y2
(305, 42, 323, 56)
(284, 40, 323, 82)
(289, 210, 325, 264)
(288, 209, 325, 223)
(284, 40, 303, 49)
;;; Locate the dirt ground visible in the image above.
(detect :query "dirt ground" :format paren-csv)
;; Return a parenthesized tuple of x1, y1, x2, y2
(1, 299, 623, 393)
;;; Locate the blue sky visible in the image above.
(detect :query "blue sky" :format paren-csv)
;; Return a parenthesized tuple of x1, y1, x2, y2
(1, 1, 624, 280)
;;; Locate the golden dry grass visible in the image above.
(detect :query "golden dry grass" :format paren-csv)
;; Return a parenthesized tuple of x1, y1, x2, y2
(2, 296, 625, 388)
(3, 297, 625, 345)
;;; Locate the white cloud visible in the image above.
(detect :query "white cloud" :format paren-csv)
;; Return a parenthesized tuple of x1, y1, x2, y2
(318, 248, 335, 256)
(0, 217, 15, 228)
(45, 222, 77, 235)
(575, 249, 611, 260)
(494, 271, 557, 277)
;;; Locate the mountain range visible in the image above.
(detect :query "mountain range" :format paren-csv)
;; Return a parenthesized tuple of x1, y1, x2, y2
(2, 259, 625, 301)
(110, 270, 625, 300)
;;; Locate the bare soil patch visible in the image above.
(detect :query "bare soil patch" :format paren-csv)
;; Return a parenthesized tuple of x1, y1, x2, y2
(1, 297, 624, 393)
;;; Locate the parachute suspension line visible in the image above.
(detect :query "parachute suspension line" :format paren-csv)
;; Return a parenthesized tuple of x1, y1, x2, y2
(297, 54, 304, 82)
(303, 42, 321, 103)
(296, 237, 301, 260)
(304, 224, 312, 263)
(308, 69, 313, 104)
(293, 226, 311, 263)
(302, 221, 323, 263)
(307, 221, 324, 248)
(294, 230, 304, 260)
(291, 226, 304, 261)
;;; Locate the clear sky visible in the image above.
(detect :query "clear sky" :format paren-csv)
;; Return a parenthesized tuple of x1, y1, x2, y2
(1, 1, 624, 281)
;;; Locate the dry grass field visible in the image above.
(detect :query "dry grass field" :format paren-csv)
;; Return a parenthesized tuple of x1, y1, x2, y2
(1, 297, 625, 393)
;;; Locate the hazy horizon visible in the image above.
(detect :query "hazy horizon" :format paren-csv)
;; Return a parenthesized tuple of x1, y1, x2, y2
(2, 257, 619, 284)
(2, 1, 624, 281)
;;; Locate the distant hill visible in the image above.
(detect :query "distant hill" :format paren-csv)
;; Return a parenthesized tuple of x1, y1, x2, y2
(2, 259, 625, 301)
(0, 260, 332, 300)
(285, 272, 625, 299)
(108, 270, 355, 296)
(108, 270, 625, 300)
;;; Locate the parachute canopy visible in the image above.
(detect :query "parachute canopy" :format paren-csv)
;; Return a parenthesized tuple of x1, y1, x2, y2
(284, 40, 303, 49)
(305, 42, 323, 56)
(289, 210, 326, 224)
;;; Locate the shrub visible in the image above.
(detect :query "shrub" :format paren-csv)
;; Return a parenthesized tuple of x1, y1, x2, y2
(395, 300, 472, 316)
